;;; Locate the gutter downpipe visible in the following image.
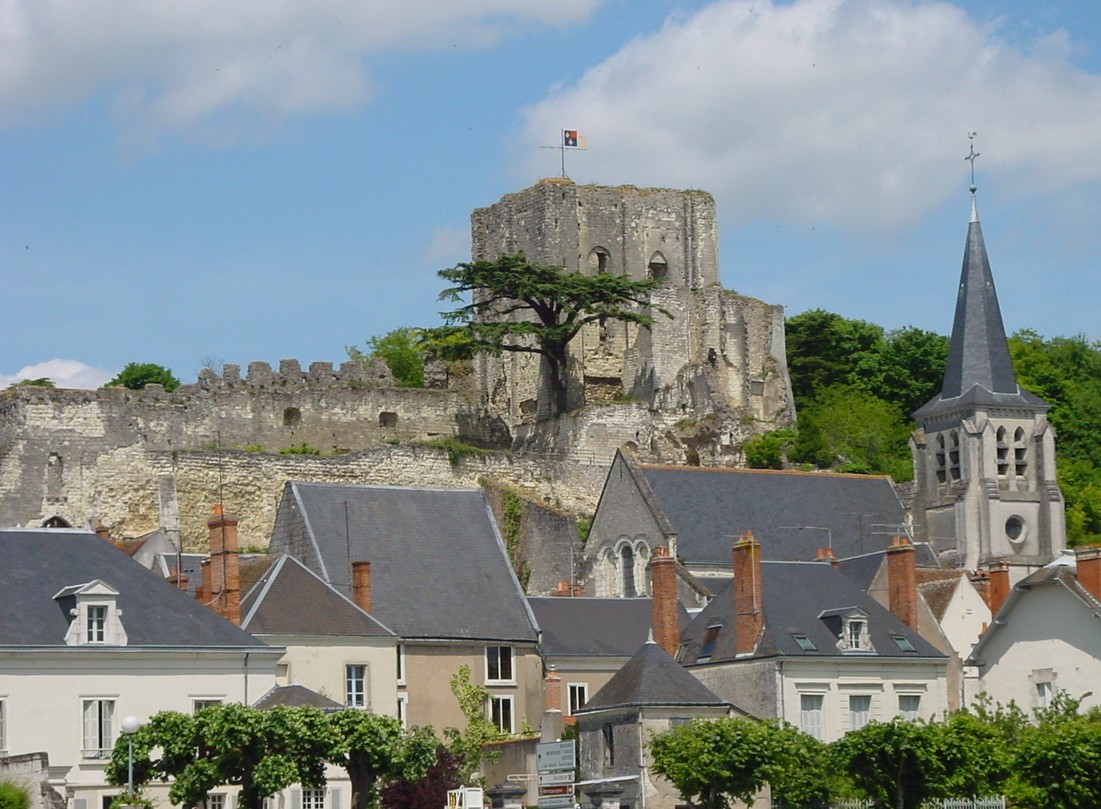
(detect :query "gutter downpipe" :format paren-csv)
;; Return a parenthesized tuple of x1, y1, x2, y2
(244, 652, 250, 704)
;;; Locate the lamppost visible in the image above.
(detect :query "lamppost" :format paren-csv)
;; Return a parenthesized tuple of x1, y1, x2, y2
(120, 715, 141, 801)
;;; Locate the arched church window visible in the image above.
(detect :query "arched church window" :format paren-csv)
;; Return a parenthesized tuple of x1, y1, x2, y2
(620, 545, 636, 598)
(1014, 427, 1028, 477)
(934, 435, 946, 484)
(587, 247, 611, 274)
(47, 452, 64, 502)
(648, 252, 668, 282)
(996, 427, 1009, 477)
(948, 431, 961, 482)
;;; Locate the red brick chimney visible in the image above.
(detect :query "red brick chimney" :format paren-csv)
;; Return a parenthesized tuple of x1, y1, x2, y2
(989, 562, 1010, 617)
(1075, 546, 1101, 602)
(732, 531, 763, 657)
(815, 546, 839, 568)
(197, 558, 212, 604)
(352, 561, 372, 613)
(543, 666, 562, 713)
(886, 535, 919, 631)
(648, 546, 680, 657)
(166, 568, 189, 592)
(207, 504, 241, 626)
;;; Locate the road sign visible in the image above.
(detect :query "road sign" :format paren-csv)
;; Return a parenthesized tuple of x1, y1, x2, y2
(536, 796, 574, 809)
(536, 740, 576, 772)
(539, 772, 574, 786)
(538, 785, 572, 797)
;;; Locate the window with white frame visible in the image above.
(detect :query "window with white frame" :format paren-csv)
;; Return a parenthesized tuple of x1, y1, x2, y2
(345, 664, 368, 708)
(396, 693, 408, 730)
(87, 605, 107, 643)
(799, 693, 824, 740)
(301, 789, 325, 809)
(205, 794, 225, 809)
(898, 694, 921, 721)
(849, 694, 871, 730)
(488, 695, 514, 733)
(568, 683, 588, 715)
(0, 699, 6, 754)
(1037, 681, 1054, 709)
(485, 646, 514, 683)
(846, 618, 867, 650)
(82, 698, 115, 758)
(396, 645, 405, 685)
(193, 698, 223, 713)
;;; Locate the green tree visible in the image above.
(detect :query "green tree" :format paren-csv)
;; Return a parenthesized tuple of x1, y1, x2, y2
(7, 377, 54, 389)
(327, 711, 436, 809)
(348, 328, 426, 388)
(106, 705, 337, 809)
(649, 718, 816, 809)
(792, 386, 913, 480)
(0, 780, 30, 809)
(830, 718, 942, 809)
(379, 745, 463, 809)
(1013, 712, 1101, 809)
(443, 664, 505, 783)
(785, 309, 885, 409)
(430, 253, 670, 415)
(742, 429, 797, 470)
(106, 362, 181, 392)
(874, 327, 950, 417)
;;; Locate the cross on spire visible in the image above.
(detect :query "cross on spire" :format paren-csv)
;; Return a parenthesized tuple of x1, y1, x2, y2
(965, 132, 980, 191)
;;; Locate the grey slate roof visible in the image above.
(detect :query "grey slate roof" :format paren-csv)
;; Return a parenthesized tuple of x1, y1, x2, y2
(914, 193, 1048, 420)
(268, 482, 539, 643)
(241, 554, 394, 637)
(0, 529, 265, 648)
(529, 596, 688, 658)
(253, 684, 344, 710)
(680, 560, 943, 665)
(836, 544, 940, 591)
(577, 640, 728, 713)
(637, 465, 906, 564)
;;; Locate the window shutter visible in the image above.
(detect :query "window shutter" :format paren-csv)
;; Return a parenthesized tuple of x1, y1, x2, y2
(82, 701, 96, 752)
(290, 789, 301, 809)
(328, 789, 341, 809)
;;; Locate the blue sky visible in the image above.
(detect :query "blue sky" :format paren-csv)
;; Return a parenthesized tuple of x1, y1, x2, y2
(3, 0, 1101, 388)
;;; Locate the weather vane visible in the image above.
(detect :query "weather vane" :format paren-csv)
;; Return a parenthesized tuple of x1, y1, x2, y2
(965, 132, 980, 191)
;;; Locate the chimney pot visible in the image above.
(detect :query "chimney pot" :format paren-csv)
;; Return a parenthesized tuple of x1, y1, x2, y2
(732, 532, 763, 657)
(352, 561, 373, 613)
(988, 562, 1010, 617)
(206, 505, 241, 626)
(886, 535, 919, 631)
(648, 546, 679, 657)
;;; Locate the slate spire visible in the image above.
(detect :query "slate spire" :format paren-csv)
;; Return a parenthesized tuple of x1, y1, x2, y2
(913, 186, 1046, 419)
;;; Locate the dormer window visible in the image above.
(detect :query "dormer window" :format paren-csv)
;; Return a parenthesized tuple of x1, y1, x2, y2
(847, 619, 867, 650)
(819, 607, 874, 653)
(55, 581, 128, 646)
(87, 605, 107, 643)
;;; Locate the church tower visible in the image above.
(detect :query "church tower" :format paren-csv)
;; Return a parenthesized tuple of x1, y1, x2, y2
(910, 184, 1065, 571)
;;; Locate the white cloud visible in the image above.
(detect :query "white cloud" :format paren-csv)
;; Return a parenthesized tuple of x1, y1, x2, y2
(0, 359, 115, 390)
(516, 0, 1101, 233)
(0, 0, 601, 141)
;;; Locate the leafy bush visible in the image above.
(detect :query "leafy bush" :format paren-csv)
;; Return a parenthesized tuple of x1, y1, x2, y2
(279, 443, 321, 456)
(0, 781, 30, 809)
(107, 362, 181, 392)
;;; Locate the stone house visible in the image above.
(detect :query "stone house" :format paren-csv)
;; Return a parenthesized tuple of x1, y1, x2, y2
(967, 547, 1101, 712)
(678, 534, 949, 742)
(267, 481, 543, 735)
(0, 527, 281, 809)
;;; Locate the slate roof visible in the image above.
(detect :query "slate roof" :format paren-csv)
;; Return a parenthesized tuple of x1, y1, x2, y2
(0, 528, 266, 648)
(636, 464, 907, 564)
(577, 640, 728, 713)
(529, 597, 689, 658)
(914, 192, 1048, 420)
(680, 560, 943, 665)
(241, 554, 394, 637)
(915, 570, 964, 621)
(836, 545, 941, 592)
(253, 684, 344, 710)
(269, 482, 539, 643)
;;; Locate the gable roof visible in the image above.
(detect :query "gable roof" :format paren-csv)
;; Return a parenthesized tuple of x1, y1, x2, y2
(578, 640, 728, 713)
(634, 463, 906, 565)
(269, 482, 539, 643)
(241, 555, 394, 637)
(967, 562, 1101, 664)
(0, 529, 266, 648)
(529, 596, 688, 658)
(253, 684, 344, 710)
(680, 560, 943, 665)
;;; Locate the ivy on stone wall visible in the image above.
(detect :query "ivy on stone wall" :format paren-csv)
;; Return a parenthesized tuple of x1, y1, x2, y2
(501, 491, 531, 590)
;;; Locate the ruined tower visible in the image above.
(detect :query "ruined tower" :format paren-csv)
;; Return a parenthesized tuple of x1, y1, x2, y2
(911, 187, 1065, 570)
(470, 179, 793, 437)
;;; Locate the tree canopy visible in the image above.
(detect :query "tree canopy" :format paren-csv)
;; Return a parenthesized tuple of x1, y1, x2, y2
(327, 711, 436, 809)
(106, 362, 181, 392)
(348, 328, 426, 388)
(428, 253, 670, 414)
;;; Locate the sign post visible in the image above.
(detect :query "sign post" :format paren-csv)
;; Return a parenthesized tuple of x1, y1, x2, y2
(536, 740, 576, 809)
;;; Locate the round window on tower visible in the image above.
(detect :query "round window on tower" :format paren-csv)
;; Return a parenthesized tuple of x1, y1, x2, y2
(1005, 515, 1027, 545)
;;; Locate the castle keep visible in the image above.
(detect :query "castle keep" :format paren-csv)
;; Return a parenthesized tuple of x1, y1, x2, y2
(0, 180, 794, 544)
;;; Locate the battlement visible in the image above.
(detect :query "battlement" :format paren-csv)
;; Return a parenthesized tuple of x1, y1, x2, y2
(191, 358, 395, 391)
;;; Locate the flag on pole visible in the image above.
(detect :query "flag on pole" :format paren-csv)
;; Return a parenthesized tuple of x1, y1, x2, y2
(563, 129, 585, 148)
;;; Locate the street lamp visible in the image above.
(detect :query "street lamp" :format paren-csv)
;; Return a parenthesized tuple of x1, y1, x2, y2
(120, 715, 141, 801)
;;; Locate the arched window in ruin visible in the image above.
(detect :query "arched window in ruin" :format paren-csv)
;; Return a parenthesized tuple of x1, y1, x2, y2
(283, 407, 302, 428)
(46, 453, 64, 502)
(43, 516, 71, 528)
(379, 411, 398, 428)
(587, 247, 611, 274)
(648, 252, 668, 282)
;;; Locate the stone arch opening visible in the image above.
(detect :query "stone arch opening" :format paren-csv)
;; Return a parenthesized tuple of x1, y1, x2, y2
(587, 247, 611, 274)
(379, 411, 398, 428)
(648, 251, 668, 281)
(43, 516, 71, 528)
(46, 452, 64, 502)
(283, 407, 302, 428)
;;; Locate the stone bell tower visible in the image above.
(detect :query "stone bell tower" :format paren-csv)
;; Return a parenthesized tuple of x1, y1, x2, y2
(911, 186, 1065, 571)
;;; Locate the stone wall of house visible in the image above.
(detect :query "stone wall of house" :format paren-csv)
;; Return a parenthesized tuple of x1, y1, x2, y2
(0, 752, 58, 809)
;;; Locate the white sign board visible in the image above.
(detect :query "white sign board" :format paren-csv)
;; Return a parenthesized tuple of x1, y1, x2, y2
(536, 796, 574, 809)
(538, 772, 574, 786)
(536, 740, 576, 773)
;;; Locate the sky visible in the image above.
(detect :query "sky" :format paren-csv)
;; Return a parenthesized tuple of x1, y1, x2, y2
(3, 0, 1101, 389)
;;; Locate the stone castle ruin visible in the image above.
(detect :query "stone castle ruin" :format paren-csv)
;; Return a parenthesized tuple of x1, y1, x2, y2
(0, 180, 794, 545)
